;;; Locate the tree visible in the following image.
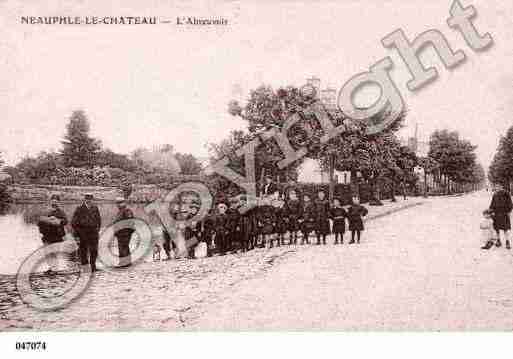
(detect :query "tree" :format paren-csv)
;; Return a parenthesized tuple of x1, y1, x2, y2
(489, 126, 513, 187)
(224, 83, 408, 201)
(130, 145, 181, 173)
(317, 109, 408, 202)
(470, 162, 486, 186)
(10, 151, 62, 181)
(174, 153, 203, 175)
(61, 110, 102, 168)
(428, 129, 479, 193)
(224, 85, 314, 184)
(418, 156, 439, 196)
(96, 149, 137, 171)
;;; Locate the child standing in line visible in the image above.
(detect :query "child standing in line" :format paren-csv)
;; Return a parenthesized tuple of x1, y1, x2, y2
(301, 194, 316, 245)
(480, 209, 496, 250)
(202, 209, 216, 257)
(330, 198, 347, 244)
(214, 202, 230, 255)
(347, 197, 368, 244)
(285, 190, 303, 245)
(226, 199, 241, 253)
(258, 202, 276, 248)
(314, 190, 330, 245)
(272, 197, 287, 246)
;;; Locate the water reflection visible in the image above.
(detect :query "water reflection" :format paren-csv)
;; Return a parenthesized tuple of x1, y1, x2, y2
(0, 202, 163, 275)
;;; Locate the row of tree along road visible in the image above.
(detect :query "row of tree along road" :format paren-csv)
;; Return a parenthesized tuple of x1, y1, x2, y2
(489, 125, 513, 190)
(0, 83, 485, 207)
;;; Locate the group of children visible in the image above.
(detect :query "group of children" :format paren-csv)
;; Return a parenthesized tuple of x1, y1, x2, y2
(173, 189, 369, 257)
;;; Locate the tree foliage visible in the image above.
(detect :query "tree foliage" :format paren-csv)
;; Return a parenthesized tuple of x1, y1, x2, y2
(217, 83, 413, 202)
(130, 145, 181, 173)
(61, 110, 102, 168)
(174, 152, 203, 175)
(428, 129, 479, 184)
(8, 112, 204, 186)
(220, 85, 319, 182)
(489, 126, 513, 186)
(96, 149, 137, 171)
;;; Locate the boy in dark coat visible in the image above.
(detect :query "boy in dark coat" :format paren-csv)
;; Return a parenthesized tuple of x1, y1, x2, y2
(301, 194, 315, 245)
(314, 190, 330, 245)
(185, 206, 202, 240)
(347, 196, 368, 244)
(330, 197, 347, 244)
(258, 203, 276, 248)
(184, 205, 202, 258)
(226, 200, 241, 253)
(238, 197, 253, 252)
(202, 210, 216, 256)
(272, 197, 287, 246)
(72, 193, 102, 272)
(285, 190, 303, 245)
(214, 203, 230, 255)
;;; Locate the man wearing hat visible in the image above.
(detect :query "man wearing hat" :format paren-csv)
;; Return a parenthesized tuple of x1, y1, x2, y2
(37, 194, 68, 274)
(113, 197, 135, 267)
(261, 175, 278, 199)
(71, 193, 102, 272)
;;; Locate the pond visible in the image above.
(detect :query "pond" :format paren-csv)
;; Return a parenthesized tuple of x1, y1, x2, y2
(0, 202, 166, 275)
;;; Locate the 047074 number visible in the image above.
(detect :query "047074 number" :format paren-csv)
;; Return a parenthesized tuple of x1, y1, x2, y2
(15, 341, 47, 350)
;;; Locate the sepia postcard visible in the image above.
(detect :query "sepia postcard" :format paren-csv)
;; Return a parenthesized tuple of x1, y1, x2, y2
(1, 0, 513, 356)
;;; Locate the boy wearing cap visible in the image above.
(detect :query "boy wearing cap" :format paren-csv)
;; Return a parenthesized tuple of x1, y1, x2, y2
(226, 199, 241, 253)
(257, 201, 277, 248)
(347, 196, 368, 244)
(72, 193, 102, 272)
(285, 189, 302, 245)
(330, 198, 347, 244)
(202, 209, 216, 256)
(314, 190, 330, 245)
(238, 196, 254, 252)
(214, 202, 230, 255)
(301, 194, 315, 245)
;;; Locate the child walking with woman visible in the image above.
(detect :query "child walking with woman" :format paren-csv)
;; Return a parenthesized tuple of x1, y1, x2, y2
(480, 209, 496, 250)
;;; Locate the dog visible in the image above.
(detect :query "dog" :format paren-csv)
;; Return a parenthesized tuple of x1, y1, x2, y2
(152, 243, 162, 261)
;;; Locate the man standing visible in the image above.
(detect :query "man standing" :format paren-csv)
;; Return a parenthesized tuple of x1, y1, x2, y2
(113, 197, 135, 267)
(72, 193, 102, 272)
(261, 175, 278, 199)
(37, 194, 68, 274)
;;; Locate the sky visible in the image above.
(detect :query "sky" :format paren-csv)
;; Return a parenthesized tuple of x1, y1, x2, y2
(1, 0, 512, 170)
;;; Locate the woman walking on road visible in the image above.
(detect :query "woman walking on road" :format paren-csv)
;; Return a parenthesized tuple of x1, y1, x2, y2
(489, 183, 513, 249)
